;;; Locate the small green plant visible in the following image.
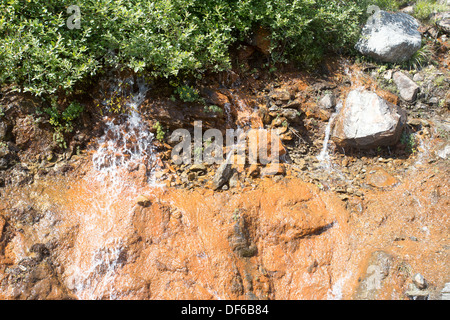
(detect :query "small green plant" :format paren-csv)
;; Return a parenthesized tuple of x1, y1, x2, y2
(62, 101, 84, 123)
(403, 44, 432, 70)
(204, 105, 223, 114)
(232, 208, 240, 222)
(153, 121, 165, 142)
(377, 65, 387, 74)
(413, 0, 447, 22)
(0, 105, 4, 118)
(174, 85, 199, 103)
(400, 130, 417, 154)
(44, 101, 84, 149)
(434, 75, 446, 87)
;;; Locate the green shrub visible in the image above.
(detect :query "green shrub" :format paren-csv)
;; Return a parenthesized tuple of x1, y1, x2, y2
(44, 100, 84, 148)
(174, 85, 200, 103)
(1, 0, 369, 100)
(153, 121, 166, 142)
(369, 0, 409, 11)
(414, 0, 447, 22)
(0, 1, 100, 96)
(204, 105, 223, 114)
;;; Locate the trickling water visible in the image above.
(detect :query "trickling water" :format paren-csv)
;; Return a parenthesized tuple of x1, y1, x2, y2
(69, 76, 163, 300)
(317, 101, 343, 167)
(327, 274, 351, 300)
(411, 133, 431, 168)
(224, 102, 233, 128)
(226, 90, 264, 129)
(92, 77, 158, 186)
(73, 238, 126, 300)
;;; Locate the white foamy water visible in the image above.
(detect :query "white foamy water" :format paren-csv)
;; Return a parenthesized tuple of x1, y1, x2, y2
(69, 77, 163, 300)
(317, 101, 343, 167)
(92, 77, 158, 187)
(327, 271, 352, 300)
(71, 238, 126, 300)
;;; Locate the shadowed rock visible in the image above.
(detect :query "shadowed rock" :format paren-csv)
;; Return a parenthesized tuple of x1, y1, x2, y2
(212, 162, 233, 190)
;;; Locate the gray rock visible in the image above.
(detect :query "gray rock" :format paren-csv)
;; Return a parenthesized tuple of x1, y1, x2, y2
(0, 158, 9, 170)
(229, 171, 239, 188)
(437, 144, 450, 159)
(318, 93, 336, 109)
(412, 273, 428, 290)
(433, 12, 450, 34)
(413, 73, 424, 82)
(279, 108, 301, 123)
(0, 121, 9, 141)
(212, 161, 233, 190)
(405, 284, 430, 300)
(356, 10, 421, 63)
(401, 6, 415, 15)
(0, 142, 15, 170)
(393, 71, 420, 102)
(441, 282, 450, 300)
(383, 70, 393, 80)
(429, 97, 439, 104)
(332, 89, 406, 149)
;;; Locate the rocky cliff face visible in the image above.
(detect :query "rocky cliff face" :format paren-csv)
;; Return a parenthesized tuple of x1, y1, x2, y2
(0, 155, 448, 300)
(0, 47, 449, 300)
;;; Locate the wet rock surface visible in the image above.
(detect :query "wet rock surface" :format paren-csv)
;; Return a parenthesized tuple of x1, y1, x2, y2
(0, 157, 448, 300)
(355, 251, 393, 300)
(0, 40, 449, 300)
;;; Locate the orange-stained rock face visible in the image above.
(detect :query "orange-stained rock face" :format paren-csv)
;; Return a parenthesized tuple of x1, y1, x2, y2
(54, 173, 349, 299)
(0, 56, 449, 301)
(0, 156, 447, 300)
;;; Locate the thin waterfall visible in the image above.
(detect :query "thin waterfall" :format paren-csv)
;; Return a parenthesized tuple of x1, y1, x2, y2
(92, 77, 158, 186)
(70, 76, 161, 300)
(317, 101, 343, 166)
